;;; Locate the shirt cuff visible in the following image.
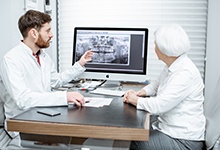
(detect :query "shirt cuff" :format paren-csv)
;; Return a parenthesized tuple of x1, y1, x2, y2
(75, 62, 86, 71)
(143, 85, 155, 96)
(136, 97, 146, 110)
(54, 91, 68, 106)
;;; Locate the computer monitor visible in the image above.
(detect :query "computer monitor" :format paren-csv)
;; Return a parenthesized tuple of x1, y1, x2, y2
(72, 27, 148, 83)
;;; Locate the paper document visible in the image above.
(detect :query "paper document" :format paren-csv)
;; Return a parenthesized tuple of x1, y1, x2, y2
(84, 97, 113, 108)
(81, 81, 103, 88)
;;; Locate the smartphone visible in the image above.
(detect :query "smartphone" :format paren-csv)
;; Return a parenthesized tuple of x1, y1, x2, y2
(37, 109, 61, 117)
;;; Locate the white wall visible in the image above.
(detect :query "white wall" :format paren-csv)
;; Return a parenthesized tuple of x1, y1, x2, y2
(0, 0, 24, 60)
(204, 0, 220, 102)
(0, 0, 57, 68)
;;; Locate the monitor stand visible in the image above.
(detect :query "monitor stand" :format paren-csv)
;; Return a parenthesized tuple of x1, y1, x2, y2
(100, 80, 121, 89)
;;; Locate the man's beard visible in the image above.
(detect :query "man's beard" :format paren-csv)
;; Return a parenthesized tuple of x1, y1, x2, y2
(35, 34, 51, 48)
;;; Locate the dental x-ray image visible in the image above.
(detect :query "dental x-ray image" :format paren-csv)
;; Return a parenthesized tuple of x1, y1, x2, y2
(75, 34, 130, 66)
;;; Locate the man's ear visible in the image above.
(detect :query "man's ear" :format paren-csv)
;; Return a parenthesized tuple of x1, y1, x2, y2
(29, 28, 38, 40)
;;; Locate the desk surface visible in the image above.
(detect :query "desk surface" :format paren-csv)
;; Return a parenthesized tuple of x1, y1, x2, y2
(7, 86, 149, 141)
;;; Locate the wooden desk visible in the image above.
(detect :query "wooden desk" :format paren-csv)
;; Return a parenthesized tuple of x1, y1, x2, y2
(7, 97, 150, 141)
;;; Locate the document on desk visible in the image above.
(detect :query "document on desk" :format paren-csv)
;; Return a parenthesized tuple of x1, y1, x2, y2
(84, 97, 113, 108)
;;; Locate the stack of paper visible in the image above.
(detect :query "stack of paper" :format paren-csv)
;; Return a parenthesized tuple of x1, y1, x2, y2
(84, 97, 113, 108)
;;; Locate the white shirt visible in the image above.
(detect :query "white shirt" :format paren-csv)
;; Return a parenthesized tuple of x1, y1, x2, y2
(0, 42, 85, 137)
(137, 54, 206, 141)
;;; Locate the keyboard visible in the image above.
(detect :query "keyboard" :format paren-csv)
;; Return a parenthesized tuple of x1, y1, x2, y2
(90, 89, 125, 97)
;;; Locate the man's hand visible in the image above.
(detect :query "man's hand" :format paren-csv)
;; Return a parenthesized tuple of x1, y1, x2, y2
(66, 92, 85, 106)
(78, 50, 93, 66)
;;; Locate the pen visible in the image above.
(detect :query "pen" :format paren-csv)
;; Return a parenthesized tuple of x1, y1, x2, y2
(68, 100, 89, 108)
(78, 87, 87, 91)
(68, 102, 76, 108)
(78, 87, 96, 91)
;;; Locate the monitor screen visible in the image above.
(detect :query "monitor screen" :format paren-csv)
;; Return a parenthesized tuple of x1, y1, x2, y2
(72, 27, 148, 83)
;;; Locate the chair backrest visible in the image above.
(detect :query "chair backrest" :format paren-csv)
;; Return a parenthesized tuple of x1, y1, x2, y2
(0, 102, 4, 126)
(204, 75, 220, 149)
(0, 78, 5, 126)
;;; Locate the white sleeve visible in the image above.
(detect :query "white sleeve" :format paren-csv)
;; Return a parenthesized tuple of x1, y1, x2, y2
(143, 67, 167, 96)
(137, 70, 192, 114)
(50, 59, 86, 88)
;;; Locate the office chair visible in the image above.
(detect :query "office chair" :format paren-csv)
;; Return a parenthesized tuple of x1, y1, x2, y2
(205, 75, 220, 150)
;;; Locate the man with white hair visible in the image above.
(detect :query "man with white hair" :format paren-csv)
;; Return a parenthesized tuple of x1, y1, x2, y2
(123, 24, 206, 149)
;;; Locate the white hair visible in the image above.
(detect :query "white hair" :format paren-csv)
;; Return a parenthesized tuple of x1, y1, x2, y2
(154, 24, 190, 57)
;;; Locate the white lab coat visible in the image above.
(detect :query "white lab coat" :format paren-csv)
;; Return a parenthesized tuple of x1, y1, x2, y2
(0, 42, 85, 139)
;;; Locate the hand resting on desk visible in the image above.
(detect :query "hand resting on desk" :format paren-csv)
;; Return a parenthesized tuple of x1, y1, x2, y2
(67, 91, 85, 107)
(123, 89, 147, 106)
